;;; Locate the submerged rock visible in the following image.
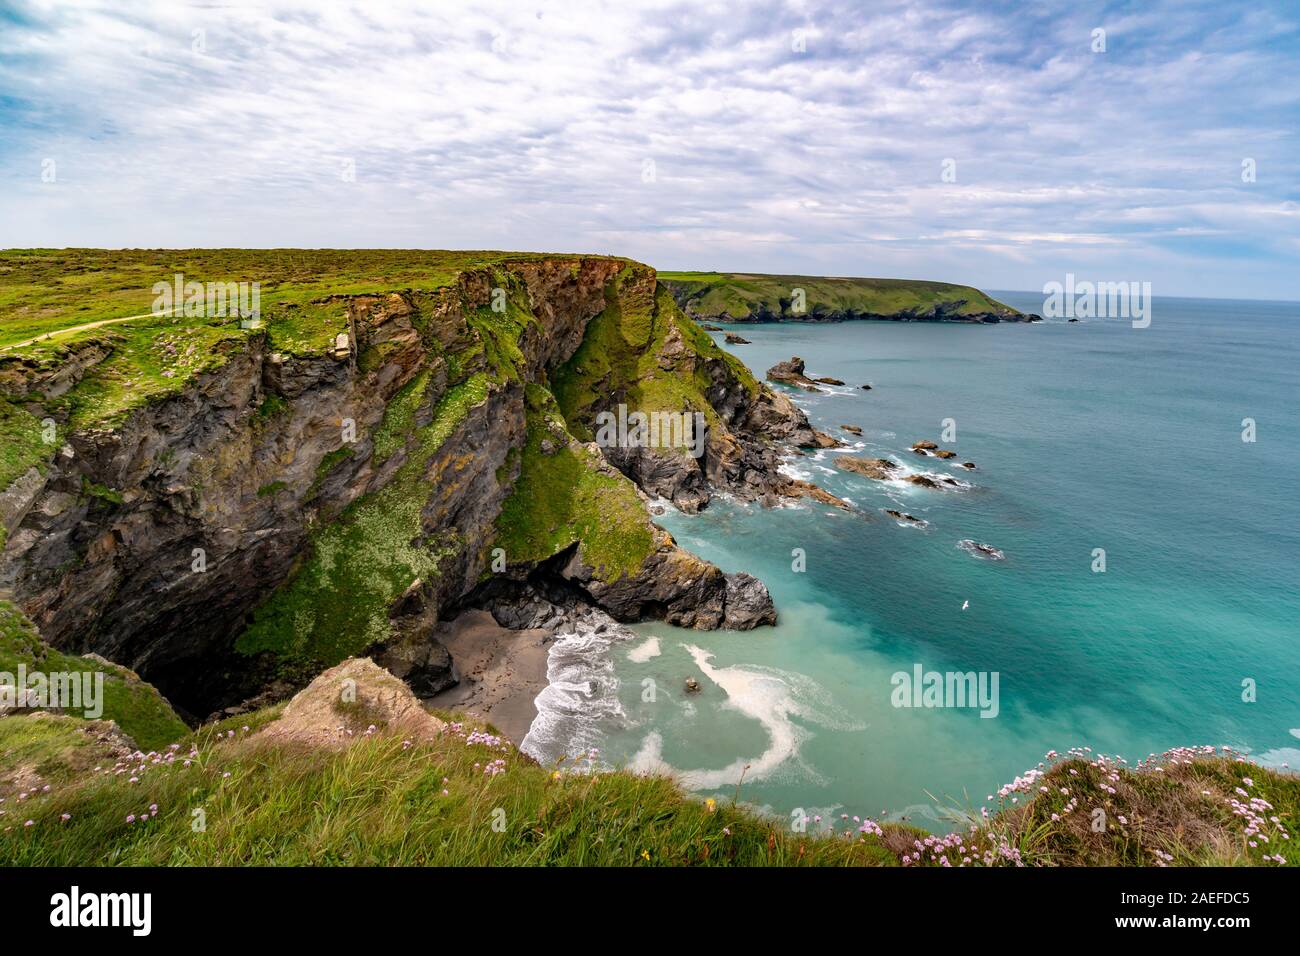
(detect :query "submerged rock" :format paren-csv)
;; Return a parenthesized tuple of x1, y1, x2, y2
(835, 456, 899, 481)
(956, 539, 1006, 561)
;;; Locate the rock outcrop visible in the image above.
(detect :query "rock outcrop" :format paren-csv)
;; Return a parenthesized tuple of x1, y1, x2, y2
(0, 255, 795, 717)
(766, 356, 822, 391)
(260, 657, 448, 748)
(835, 456, 899, 481)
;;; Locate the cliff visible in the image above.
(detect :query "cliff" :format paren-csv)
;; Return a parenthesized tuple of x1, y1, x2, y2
(0, 251, 827, 719)
(659, 271, 1036, 324)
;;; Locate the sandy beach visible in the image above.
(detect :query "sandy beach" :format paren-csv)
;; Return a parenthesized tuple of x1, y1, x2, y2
(428, 609, 552, 746)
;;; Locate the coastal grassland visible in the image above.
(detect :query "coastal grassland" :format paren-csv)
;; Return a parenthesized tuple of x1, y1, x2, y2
(658, 271, 1016, 320)
(3, 703, 1295, 867)
(0, 601, 188, 751)
(0, 248, 619, 349)
(235, 373, 489, 671)
(0, 710, 903, 866)
(51, 321, 250, 432)
(0, 251, 615, 461)
(493, 383, 656, 582)
(983, 751, 1298, 867)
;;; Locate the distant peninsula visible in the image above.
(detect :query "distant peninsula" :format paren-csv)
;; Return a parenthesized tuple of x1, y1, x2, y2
(659, 271, 1037, 324)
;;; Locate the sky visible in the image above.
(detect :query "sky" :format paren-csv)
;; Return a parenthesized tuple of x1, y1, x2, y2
(1, 0, 1298, 298)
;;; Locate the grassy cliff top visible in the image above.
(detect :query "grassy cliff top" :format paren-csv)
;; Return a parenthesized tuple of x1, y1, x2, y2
(1, 700, 1294, 866)
(0, 600, 188, 751)
(658, 270, 1018, 320)
(0, 248, 623, 350)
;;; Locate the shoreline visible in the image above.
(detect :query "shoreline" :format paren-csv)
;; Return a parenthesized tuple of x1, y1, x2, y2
(427, 610, 552, 747)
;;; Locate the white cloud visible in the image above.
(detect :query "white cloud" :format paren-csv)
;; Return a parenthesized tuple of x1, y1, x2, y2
(0, 0, 1297, 297)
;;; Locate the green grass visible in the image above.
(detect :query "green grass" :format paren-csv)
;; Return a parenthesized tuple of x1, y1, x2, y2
(370, 369, 432, 466)
(0, 249, 623, 350)
(3, 704, 1294, 867)
(236, 374, 490, 670)
(658, 270, 1018, 320)
(0, 710, 906, 866)
(552, 266, 761, 443)
(0, 601, 188, 751)
(0, 397, 50, 494)
(493, 384, 656, 582)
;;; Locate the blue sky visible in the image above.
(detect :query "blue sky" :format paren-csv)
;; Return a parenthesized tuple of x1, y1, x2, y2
(1, 0, 1297, 298)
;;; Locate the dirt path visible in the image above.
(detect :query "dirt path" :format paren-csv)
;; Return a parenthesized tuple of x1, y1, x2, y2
(0, 308, 178, 352)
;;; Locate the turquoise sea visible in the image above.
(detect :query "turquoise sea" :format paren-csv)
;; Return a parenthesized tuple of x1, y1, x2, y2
(525, 294, 1300, 830)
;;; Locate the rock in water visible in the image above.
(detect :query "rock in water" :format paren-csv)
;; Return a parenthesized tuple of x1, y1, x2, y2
(685, 678, 701, 693)
(766, 356, 823, 391)
(722, 572, 778, 629)
(724, 332, 751, 344)
(956, 539, 1006, 561)
(835, 456, 899, 481)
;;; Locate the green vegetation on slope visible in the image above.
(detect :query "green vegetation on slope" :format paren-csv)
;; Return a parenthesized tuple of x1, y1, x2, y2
(2, 703, 1294, 867)
(236, 374, 488, 671)
(493, 383, 656, 582)
(552, 267, 759, 446)
(0, 601, 188, 751)
(658, 270, 1017, 320)
(0, 398, 50, 501)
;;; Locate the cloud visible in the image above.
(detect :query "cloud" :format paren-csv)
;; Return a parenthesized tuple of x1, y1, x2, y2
(0, 0, 1297, 298)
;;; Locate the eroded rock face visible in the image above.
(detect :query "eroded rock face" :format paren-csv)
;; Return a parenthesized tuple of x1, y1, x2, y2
(561, 527, 775, 630)
(569, 302, 839, 515)
(0, 257, 786, 715)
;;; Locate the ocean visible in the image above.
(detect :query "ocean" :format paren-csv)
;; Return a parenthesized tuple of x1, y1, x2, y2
(522, 292, 1300, 831)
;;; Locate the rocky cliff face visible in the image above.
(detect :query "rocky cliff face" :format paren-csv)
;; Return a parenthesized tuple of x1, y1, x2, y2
(0, 256, 815, 718)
